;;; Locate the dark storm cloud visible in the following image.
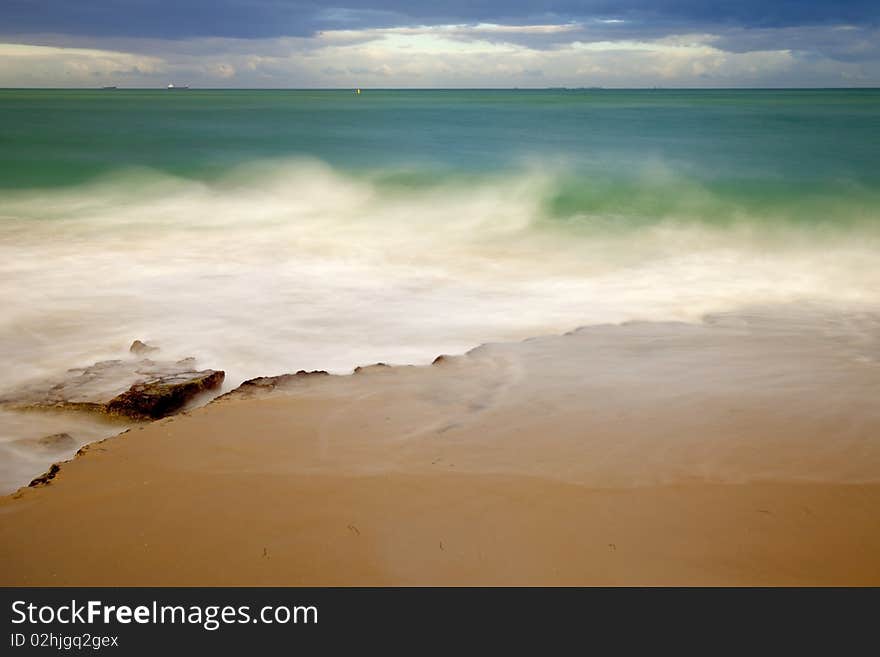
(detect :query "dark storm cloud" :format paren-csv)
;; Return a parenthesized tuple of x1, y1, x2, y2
(711, 26, 880, 62)
(1, 1, 877, 39)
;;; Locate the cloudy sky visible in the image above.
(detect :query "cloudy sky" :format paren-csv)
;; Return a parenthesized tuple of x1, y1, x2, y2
(1, 1, 878, 87)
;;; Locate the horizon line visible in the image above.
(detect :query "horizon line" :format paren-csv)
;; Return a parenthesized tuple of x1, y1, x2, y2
(1, 86, 879, 91)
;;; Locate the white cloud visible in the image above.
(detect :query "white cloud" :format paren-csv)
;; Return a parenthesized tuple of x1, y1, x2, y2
(0, 43, 164, 84)
(1, 23, 877, 88)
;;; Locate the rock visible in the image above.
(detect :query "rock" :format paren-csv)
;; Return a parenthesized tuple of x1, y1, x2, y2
(29, 463, 61, 487)
(0, 356, 224, 420)
(220, 370, 328, 400)
(105, 370, 225, 419)
(11, 432, 78, 452)
(36, 433, 77, 449)
(353, 363, 388, 374)
(130, 340, 159, 355)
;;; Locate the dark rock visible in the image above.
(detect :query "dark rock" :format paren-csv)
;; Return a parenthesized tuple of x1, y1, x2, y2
(0, 356, 224, 420)
(219, 370, 329, 400)
(353, 363, 388, 374)
(29, 463, 61, 487)
(130, 340, 159, 355)
(105, 370, 225, 419)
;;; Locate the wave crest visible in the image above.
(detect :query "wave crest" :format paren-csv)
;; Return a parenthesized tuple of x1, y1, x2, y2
(1, 157, 878, 391)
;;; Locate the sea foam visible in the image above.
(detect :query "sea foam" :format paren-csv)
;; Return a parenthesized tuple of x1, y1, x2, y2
(1, 158, 880, 490)
(2, 157, 879, 392)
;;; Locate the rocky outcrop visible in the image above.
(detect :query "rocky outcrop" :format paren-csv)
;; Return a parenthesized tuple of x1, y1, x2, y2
(29, 463, 61, 487)
(105, 369, 225, 419)
(36, 433, 77, 449)
(353, 363, 388, 374)
(0, 355, 224, 420)
(12, 433, 78, 452)
(129, 340, 159, 356)
(37, 433, 76, 448)
(219, 370, 328, 400)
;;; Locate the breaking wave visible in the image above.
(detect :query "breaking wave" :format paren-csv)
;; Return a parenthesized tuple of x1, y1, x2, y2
(1, 157, 879, 393)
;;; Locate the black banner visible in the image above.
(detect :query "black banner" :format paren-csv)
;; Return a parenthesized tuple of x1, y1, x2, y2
(1, 588, 875, 653)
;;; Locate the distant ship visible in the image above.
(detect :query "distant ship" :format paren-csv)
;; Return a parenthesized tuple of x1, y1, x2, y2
(101, 86, 118, 90)
(167, 83, 190, 90)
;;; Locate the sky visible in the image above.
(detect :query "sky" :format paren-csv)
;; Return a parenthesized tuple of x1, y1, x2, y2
(0, 1, 878, 87)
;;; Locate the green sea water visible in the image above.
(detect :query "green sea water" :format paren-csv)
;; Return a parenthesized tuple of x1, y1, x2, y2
(2, 88, 879, 227)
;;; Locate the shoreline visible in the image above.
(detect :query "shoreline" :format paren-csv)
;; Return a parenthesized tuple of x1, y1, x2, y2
(2, 306, 880, 585)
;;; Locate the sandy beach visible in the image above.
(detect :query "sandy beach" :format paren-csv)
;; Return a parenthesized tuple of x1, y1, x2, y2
(2, 307, 879, 585)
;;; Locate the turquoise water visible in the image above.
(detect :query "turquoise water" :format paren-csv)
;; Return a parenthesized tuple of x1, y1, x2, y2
(2, 89, 879, 226)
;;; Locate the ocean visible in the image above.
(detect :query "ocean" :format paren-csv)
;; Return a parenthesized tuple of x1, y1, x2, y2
(1, 88, 879, 488)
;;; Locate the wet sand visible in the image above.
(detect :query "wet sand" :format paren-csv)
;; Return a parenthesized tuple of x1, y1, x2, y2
(2, 307, 880, 585)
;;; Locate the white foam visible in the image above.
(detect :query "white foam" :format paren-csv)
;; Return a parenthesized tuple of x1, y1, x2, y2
(1, 158, 879, 395)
